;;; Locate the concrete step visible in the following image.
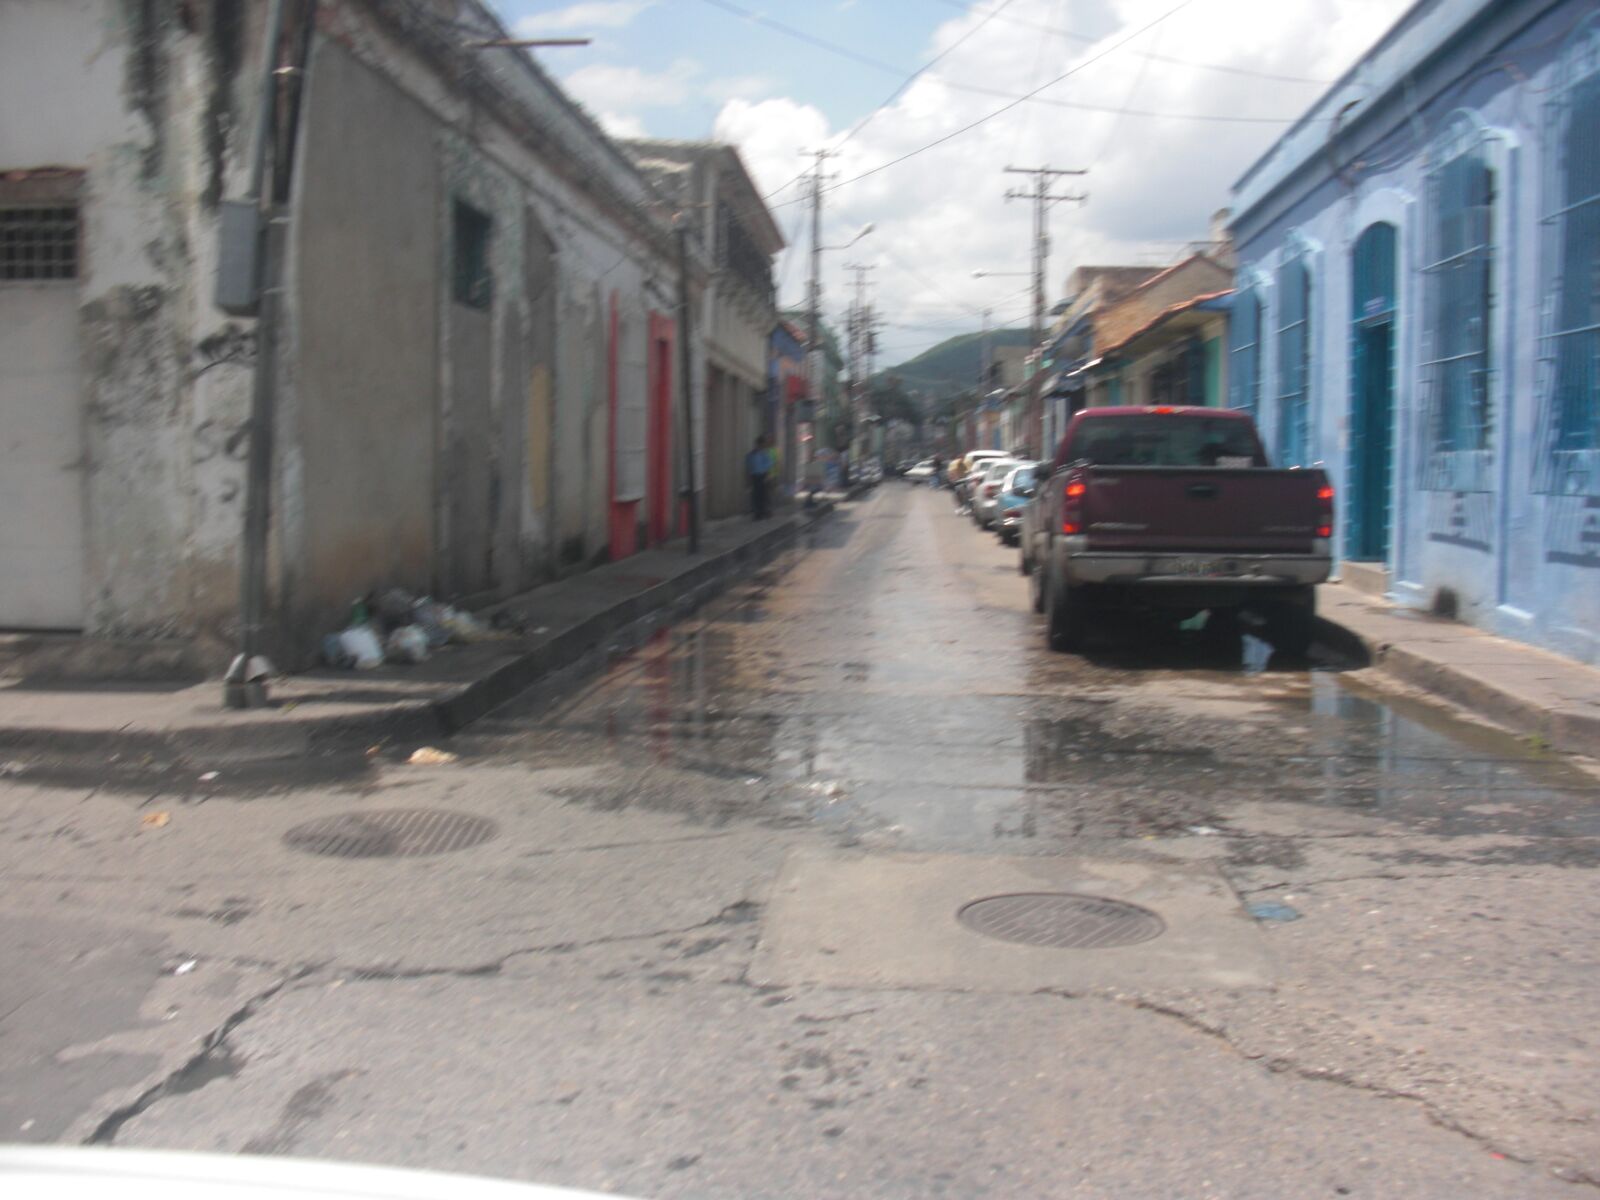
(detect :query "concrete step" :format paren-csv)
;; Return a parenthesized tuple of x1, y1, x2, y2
(1339, 560, 1389, 599)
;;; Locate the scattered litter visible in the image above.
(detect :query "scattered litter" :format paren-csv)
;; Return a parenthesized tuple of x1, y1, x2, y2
(407, 746, 459, 766)
(0, 761, 25, 777)
(440, 606, 493, 643)
(339, 623, 385, 670)
(532, 626, 548, 635)
(174, 959, 197, 975)
(376, 587, 418, 630)
(198, 771, 219, 783)
(19, 1120, 34, 1133)
(321, 633, 355, 668)
(141, 811, 170, 829)
(365, 744, 383, 758)
(412, 598, 451, 648)
(385, 624, 430, 665)
(744, 777, 761, 786)
(1186, 824, 1222, 836)
(1247, 901, 1301, 923)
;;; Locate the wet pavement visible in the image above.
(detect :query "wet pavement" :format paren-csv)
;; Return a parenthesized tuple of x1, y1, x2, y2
(1, 484, 1597, 1197)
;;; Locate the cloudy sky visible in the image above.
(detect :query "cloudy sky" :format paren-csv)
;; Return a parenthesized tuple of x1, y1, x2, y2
(489, 0, 1410, 364)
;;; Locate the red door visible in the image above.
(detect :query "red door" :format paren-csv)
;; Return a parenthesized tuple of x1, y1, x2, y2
(648, 313, 675, 544)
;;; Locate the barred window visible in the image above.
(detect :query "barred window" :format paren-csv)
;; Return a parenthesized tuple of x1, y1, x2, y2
(1276, 255, 1311, 467)
(1420, 116, 1495, 492)
(451, 200, 493, 309)
(0, 205, 78, 281)
(1228, 288, 1260, 418)
(1535, 25, 1600, 495)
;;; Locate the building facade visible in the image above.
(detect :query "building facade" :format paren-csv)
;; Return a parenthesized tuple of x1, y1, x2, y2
(622, 140, 783, 522)
(1072, 255, 1235, 410)
(1228, 0, 1600, 664)
(0, 0, 689, 670)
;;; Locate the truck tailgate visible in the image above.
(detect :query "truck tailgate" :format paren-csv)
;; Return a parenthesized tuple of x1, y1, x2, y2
(1080, 467, 1325, 554)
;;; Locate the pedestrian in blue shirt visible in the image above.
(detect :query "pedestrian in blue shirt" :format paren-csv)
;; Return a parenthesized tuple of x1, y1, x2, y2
(746, 434, 774, 520)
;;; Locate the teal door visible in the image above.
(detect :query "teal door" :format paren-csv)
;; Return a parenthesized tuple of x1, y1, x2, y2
(1348, 223, 1398, 561)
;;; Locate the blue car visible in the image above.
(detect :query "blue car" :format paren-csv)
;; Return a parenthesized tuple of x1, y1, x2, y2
(992, 461, 1039, 545)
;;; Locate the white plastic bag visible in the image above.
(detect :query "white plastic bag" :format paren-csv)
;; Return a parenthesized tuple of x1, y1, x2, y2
(338, 623, 385, 670)
(385, 624, 429, 664)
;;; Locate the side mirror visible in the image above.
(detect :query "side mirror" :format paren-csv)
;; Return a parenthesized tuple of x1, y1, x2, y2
(1018, 485, 1036, 498)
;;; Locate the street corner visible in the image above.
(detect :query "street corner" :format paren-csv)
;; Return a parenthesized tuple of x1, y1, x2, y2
(748, 848, 1275, 995)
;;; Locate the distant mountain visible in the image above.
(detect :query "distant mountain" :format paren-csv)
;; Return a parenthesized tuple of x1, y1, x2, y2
(876, 329, 1034, 397)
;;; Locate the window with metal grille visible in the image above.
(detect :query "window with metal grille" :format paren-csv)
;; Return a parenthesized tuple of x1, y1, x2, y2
(1276, 256, 1311, 467)
(1419, 118, 1495, 492)
(452, 200, 493, 309)
(1535, 25, 1600, 495)
(1228, 288, 1260, 417)
(0, 205, 78, 281)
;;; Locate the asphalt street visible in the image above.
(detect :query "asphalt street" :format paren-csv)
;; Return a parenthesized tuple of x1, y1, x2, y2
(2, 483, 1597, 1198)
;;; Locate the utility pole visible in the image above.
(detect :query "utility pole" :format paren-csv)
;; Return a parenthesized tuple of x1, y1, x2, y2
(1004, 164, 1086, 456)
(803, 148, 835, 458)
(845, 262, 877, 465)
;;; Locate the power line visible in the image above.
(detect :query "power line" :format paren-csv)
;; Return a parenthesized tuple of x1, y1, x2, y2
(701, 0, 1304, 135)
(759, 0, 1020, 201)
(929, 0, 1333, 85)
(780, 0, 1201, 207)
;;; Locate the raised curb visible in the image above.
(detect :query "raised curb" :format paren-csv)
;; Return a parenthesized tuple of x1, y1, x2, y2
(0, 501, 839, 768)
(1319, 590, 1600, 760)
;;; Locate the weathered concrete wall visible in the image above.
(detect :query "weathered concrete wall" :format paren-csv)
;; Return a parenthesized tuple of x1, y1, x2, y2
(1229, 0, 1600, 664)
(285, 41, 439, 639)
(0, 0, 257, 656)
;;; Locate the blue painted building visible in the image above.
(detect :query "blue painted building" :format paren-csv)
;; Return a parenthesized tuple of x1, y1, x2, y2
(1228, 0, 1600, 665)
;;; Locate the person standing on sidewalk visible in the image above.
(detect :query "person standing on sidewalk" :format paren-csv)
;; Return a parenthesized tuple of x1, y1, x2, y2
(747, 434, 775, 521)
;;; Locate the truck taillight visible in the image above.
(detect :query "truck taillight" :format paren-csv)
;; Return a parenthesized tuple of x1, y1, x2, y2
(1316, 483, 1334, 539)
(1062, 477, 1086, 535)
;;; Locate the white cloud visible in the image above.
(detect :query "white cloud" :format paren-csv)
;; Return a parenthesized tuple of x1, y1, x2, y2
(703, 74, 777, 104)
(562, 57, 701, 112)
(707, 0, 1409, 366)
(594, 111, 648, 138)
(514, 1, 652, 35)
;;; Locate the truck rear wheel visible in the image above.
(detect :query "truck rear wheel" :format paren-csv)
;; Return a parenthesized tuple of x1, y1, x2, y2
(1046, 569, 1086, 652)
(1028, 552, 1046, 611)
(1266, 586, 1316, 657)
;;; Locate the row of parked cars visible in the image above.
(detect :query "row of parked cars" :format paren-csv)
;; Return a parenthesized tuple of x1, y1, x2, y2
(921, 406, 1336, 655)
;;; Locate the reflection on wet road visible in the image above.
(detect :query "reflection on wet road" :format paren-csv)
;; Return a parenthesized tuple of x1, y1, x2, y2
(464, 486, 1599, 860)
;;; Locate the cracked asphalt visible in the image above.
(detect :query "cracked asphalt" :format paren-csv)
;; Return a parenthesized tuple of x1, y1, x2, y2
(2, 484, 1597, 1198)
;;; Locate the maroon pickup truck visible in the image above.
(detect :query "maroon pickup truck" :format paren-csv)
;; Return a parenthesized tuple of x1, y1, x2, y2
(1023, 406, 1332, 654)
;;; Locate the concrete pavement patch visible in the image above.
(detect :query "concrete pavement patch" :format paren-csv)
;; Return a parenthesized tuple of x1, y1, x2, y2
(749, 848, 1274, 993)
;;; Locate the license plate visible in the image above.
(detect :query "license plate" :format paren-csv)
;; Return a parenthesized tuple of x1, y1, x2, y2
(1163, 557, 1224, 576)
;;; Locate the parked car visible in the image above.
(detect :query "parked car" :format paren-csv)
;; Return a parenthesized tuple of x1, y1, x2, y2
(971, 459, 1021, 529)
(903, 458, 937, 482)
(993, 461, 1039, 545)
(954, 449, 1009, 510)
(1027, 406, 1333, 654)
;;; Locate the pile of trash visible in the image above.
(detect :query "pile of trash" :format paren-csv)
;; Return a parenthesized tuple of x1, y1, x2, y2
(322, 589, 498, 669)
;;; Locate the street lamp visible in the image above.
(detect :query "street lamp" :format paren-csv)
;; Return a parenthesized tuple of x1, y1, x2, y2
(822, 222, 874, 253)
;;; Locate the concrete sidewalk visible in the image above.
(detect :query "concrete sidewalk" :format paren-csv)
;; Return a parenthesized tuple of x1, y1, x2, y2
(0, 501, 842, 769)
(1321, 583, 1600, 759)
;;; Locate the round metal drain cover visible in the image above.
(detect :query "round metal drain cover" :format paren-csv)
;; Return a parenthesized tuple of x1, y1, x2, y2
(283, 809, 497, 859)
(957, 892, 1164, 949)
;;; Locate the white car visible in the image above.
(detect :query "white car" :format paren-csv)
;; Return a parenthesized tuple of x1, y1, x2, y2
(904, 458, 936, 481)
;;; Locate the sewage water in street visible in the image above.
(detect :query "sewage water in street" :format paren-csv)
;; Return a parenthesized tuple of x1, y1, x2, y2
(461, 485, 1600, 861)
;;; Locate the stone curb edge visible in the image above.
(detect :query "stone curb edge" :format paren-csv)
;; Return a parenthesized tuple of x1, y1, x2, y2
(0, 499, 846, 768)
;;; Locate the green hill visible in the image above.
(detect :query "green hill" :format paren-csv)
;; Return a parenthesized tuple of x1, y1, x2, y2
(877, 328, 1033, 396)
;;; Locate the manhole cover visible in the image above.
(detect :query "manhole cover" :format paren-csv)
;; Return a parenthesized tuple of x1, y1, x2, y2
(283, 809, 497, 858)
(957, 892, 1165, 949)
